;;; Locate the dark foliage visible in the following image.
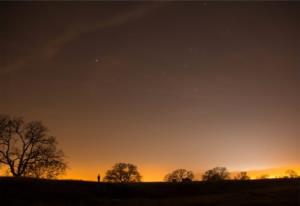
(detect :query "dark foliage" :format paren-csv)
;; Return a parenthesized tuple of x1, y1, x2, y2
(104, 162, 142, 183)
(164, 169, 194, 182)
(235, 171, 250, 180)
(202, 167, 230, 181)
(285, 169, 298, 178)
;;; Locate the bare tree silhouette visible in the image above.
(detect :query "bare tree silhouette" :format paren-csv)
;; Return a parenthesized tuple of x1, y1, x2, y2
(103, 163, 142, 183)
(285, 169, 298, 178)
(202, 167, 230, 181)
(164, 169, 194, 182)
(234, 171, 250, 180)
(0, 115, 67, 178)
(258, 174, 269, 179)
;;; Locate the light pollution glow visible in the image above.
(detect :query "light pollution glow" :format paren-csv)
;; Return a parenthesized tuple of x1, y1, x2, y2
(1, 2, 299, 181)
(63, 166, 300, 182)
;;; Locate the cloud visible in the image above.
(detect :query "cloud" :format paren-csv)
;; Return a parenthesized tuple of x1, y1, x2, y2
(1, 3, 163, 74)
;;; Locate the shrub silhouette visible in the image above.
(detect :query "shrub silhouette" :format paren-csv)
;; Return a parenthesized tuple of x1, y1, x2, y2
(164, 169, 194, 182)
(234, 171, 250, 180)
(285, 169, 298, 178)
(104, 162, 142, 183)
(258, 174, 270, 179)
(202, 167, 230, 181)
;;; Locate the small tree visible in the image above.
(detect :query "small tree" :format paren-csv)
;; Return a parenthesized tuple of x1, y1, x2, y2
(234, 171, 250, 180)
(285, 170, 298, 178)
(202, 167, 230, 181)
(258, 174, 269, 179)
(0, 115, 67, 178)
(104, 162, 142, 183)
(164, 169, 194, 182)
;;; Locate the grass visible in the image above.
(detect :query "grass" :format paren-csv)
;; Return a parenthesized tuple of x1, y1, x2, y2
(0, 177, 299, 205)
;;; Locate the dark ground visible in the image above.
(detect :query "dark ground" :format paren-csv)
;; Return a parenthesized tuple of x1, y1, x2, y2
(0, 177, 299, 206)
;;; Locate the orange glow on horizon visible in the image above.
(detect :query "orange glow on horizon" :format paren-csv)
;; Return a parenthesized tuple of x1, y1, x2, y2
(62, 164, 170, 182)
(61, 165, 300, 182)
(245, 166, 300, 180)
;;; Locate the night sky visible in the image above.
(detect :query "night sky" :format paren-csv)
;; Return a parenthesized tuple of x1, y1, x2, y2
(1, 2, 299, 181)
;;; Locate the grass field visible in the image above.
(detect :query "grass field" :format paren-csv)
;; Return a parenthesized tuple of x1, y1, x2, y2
(0, 177, 299, 206)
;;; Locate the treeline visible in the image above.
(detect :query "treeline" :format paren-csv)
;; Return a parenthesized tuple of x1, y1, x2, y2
(1, 115, 299, 182)
(101, 163, 299, 183)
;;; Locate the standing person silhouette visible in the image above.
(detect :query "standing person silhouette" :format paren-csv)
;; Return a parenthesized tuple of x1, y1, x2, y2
(97, 174, 100, 183)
